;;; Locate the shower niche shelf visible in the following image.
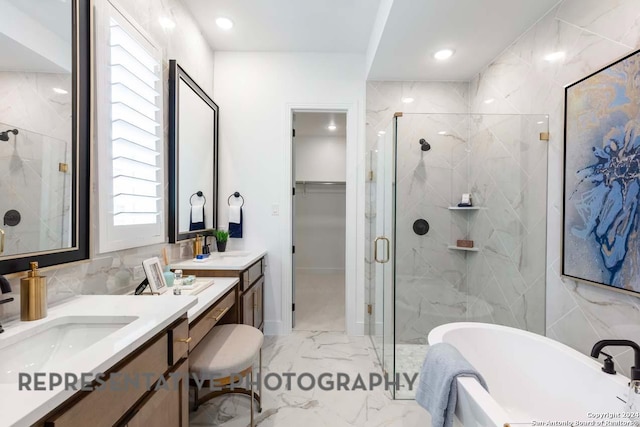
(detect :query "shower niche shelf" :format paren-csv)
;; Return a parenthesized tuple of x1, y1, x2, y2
(448, 206, 485, 211)
(447, 245, 480, 252)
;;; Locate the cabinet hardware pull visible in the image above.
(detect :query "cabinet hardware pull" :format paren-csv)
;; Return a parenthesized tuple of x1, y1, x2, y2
(208, 306, 230, 321)
(177, 337, 192, 343)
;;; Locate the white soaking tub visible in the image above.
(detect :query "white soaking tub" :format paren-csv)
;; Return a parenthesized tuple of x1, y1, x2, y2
(428, 323, 631, 427)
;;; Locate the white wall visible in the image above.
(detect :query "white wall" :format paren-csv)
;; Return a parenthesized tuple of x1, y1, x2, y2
(295, 136, 346, 182)
(294, 187, 346, 272)
(213, 52, 366, 335)
(294, 135, 346, 272)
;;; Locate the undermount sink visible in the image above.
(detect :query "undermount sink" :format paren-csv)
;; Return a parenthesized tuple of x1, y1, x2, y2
(0, 316, 137, 384)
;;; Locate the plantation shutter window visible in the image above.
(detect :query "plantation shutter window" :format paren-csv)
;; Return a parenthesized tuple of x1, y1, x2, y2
(97, 1, 165, 252)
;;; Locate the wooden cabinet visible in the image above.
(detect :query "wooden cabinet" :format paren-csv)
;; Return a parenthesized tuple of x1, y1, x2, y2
(123, 359, 189, 427)
(182, 256, 265, 331)
(42, 316, 189, 427)
(241, 277, 263, 329)
(189, 289, 236, 351)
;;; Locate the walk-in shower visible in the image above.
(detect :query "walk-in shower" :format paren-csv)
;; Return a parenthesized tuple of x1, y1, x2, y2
(365, 113, 549, 399)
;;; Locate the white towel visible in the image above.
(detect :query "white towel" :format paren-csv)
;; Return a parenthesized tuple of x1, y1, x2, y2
(191, 199, 205, 223)
(229, 205, 241, 224)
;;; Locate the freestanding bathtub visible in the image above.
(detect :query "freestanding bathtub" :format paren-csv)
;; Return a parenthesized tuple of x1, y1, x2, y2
(428, 323, 631, 427)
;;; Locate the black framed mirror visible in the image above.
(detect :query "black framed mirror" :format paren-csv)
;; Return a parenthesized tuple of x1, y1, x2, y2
(0, 0, 90, 274)
(168, 60, 219, 242)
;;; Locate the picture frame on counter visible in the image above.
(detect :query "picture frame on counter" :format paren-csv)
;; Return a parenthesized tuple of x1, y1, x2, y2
(142, 257, 168, 295)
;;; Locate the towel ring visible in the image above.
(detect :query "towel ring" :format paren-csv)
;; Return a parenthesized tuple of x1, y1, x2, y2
(227, 192, 245, 207)
(190, 191, 206, 206)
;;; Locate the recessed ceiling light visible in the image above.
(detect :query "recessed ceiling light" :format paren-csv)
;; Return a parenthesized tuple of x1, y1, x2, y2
(378, 131, 386, 135)
(52, 87, 68, 94)
(483, 98, 495, 104)
(159, 17, 176, 29)
(434, 49, 454, 60)
(328, 125, 337, 131)
(438, 131, 447, 135)
(537, 121, 544, 125)
(544, 51, 565, 62)
(401, 97, 415, 104)
(216, 17, 234, 30)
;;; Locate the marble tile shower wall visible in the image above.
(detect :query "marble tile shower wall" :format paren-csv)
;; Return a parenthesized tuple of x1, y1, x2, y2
(469, 0, 640, 373)
(0, 0, 215, 322)
(466, 114, 548, 335)
(0, 71, 73, 257)
(365, 82, 549, 343)
(365, 82, 470, 344)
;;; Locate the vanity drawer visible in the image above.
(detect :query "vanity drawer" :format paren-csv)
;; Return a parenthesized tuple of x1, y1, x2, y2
(189, 290, 235, 352)
(168, 317, 189, 365)
(242, 259, 263, 291)
(45, 334, 169, 427)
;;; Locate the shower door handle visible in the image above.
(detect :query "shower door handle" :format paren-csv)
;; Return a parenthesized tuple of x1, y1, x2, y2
(374, 236, 390, 264)
(0, 228, 4, 255)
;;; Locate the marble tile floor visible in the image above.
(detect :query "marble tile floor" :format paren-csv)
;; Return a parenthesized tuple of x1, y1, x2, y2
(294, 270, 346, 332)
(393, 344, 429, 400)
(190, 331, 428, 426)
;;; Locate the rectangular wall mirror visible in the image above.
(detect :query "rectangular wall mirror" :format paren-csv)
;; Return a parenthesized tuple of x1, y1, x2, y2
(0, 0, 90, 274)
(168, 60, 218, 242)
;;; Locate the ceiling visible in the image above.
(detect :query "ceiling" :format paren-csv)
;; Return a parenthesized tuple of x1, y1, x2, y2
(184, 0, 380, 52)
(294, 112, 347, 137)
(0, 33, 67, 73)
(8, 0, 71, 42)
(0, 0, 71, 72)
(367, 0, 560, 80)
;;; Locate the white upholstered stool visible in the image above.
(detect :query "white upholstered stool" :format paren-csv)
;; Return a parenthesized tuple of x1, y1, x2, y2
(189, 324, 264, 426)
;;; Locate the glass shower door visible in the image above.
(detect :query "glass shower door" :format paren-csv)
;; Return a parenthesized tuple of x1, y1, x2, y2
(366, 122, 395, 387)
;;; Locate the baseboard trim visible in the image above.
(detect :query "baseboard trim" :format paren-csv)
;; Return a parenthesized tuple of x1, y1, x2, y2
(264, 320, 283, 336)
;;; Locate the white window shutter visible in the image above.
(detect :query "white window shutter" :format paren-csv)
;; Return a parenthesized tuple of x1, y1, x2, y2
(97, 1, 165, 253)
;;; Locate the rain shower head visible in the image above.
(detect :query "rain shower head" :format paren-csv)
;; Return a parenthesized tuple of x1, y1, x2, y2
(419, 138, 431, 152)
(0, 129, 18, 142)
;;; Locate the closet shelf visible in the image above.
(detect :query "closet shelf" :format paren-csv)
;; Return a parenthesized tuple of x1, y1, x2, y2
(295, 181, 346, 185)
(447, 245, 480, 252)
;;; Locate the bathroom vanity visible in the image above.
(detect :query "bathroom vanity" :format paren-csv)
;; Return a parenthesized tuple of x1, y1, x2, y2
(1, 277, 240, 427)
(171, 250, 266, 331)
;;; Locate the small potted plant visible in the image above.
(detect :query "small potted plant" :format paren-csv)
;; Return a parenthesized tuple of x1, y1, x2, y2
(215, 229, 229, 253)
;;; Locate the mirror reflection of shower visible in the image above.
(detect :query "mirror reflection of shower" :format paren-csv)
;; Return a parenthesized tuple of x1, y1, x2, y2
(0, 129, 18, 141)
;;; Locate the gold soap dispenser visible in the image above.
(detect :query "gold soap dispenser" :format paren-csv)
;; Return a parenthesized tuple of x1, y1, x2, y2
(21, 262, 47, 321)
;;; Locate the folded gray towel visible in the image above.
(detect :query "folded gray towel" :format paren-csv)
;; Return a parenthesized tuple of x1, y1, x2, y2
(415, 343, 488, 427)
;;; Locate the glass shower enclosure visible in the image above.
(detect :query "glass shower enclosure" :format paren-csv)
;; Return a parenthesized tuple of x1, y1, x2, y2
(366, 113, 549, 399)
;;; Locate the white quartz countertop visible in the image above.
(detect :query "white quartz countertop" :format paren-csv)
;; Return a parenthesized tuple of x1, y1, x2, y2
(157, 277, 238, 322)
(0, 294, 197, 427)
(171, 249, 266, 271)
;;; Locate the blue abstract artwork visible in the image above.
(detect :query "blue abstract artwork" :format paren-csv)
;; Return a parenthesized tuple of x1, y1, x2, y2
(564, 49, 640, 293)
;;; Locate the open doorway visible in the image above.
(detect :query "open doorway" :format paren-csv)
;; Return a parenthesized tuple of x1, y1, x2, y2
(292, 111, 347, 332)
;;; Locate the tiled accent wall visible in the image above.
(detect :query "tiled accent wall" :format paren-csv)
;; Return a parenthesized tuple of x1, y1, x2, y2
(470, 0, 640, 373)
(0, 0, 215, 322)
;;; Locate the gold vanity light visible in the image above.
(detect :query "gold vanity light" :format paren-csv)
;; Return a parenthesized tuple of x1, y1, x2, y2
(21, 262, 47, 321)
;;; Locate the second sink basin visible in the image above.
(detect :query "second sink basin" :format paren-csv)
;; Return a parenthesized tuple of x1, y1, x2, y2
(0, 316, 137, 384)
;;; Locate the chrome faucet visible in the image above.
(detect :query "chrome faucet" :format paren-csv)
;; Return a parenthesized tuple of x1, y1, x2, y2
(591, 339, 640, 380)
(0, 274, 14, 333)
